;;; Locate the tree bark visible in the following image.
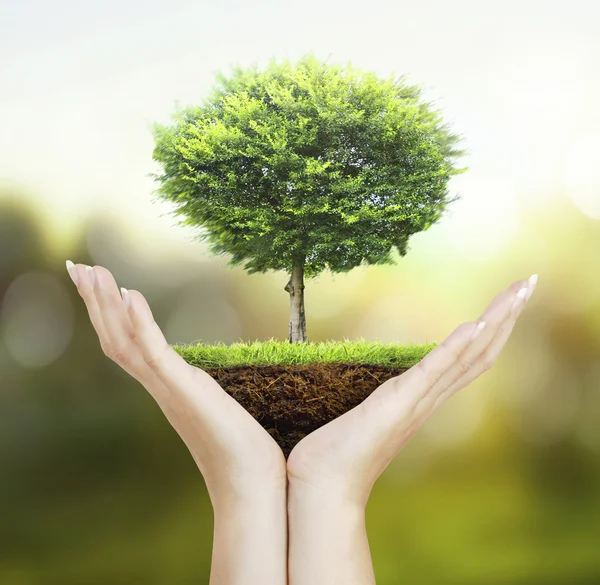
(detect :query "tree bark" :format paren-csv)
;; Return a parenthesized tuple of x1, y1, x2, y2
(284, 261, 308, 343)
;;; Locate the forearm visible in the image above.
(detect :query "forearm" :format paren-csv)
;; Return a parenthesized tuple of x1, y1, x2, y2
(210, 484, 288, 585)
(287, 480, 375, 585)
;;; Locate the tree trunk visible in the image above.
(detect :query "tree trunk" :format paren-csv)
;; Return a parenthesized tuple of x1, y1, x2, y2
(284, 261, 308, 343)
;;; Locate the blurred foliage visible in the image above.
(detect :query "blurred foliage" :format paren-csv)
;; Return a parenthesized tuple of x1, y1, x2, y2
(0, 192, 599, 584)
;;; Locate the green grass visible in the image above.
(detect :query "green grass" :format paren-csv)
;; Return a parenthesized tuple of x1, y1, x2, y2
(171, 337, 437, 369)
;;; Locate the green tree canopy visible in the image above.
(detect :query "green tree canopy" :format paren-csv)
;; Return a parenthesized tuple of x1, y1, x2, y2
(151, 54, 466, 279)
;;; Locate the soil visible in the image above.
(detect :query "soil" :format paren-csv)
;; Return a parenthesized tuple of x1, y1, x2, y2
(205, 362, 408, 458)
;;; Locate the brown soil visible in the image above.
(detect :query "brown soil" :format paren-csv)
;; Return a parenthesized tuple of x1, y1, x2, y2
(205, 362, 408, 458)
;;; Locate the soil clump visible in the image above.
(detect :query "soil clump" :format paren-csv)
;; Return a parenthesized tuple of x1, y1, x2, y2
(206, 362, 408, 458)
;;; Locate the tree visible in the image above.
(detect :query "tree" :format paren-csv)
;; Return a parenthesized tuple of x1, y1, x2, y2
(150, 54, 467, 343)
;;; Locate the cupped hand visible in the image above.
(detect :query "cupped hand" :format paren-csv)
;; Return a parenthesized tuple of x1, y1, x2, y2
(66, 262, 286, 505)
(287, 275, 538, 506)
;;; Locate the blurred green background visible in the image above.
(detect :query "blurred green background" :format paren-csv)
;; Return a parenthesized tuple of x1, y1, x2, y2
(1, 0, 600, 583)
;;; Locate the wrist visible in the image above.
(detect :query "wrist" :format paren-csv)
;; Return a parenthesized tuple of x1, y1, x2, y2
(287, 459, 374, 506)
(287, 475, 369, 514)
(210, 476, 287, 513)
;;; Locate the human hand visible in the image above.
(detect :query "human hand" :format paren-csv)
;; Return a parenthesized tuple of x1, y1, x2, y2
(287, 275, 538, 506)
(65, 262, 286, 507)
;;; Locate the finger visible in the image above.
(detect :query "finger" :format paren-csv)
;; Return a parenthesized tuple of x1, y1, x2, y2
(376, 277, 529, 418)
(91, 265, 165, 390)
(474, 278, 531, 327)
(414, 276, 534, 420)
(123, 288, 223, 405)
(477, 279, 529, 318)
(425, 278, 529, 400)
(432, 274, 537, 409)
(412, 277, 529, 401)
(68, 262, 113, 357)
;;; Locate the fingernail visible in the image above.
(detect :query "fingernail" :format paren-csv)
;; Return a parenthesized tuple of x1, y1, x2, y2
(512, 287, 528, 311)
(85, 265, 96, 287)
(471, 321, 486, 340)
(66, 260, 78, 285)
(121, 287, 131, 309)
(526, 273, 538, 301)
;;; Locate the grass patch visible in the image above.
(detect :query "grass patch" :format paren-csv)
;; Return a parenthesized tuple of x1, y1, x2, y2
(171, 337, 436, 370)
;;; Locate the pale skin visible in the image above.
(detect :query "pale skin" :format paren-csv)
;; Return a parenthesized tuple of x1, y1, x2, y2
(65, 260, 537, 585)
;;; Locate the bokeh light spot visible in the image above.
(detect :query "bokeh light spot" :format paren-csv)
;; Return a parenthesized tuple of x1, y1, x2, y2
(1, 271, 75, 368)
